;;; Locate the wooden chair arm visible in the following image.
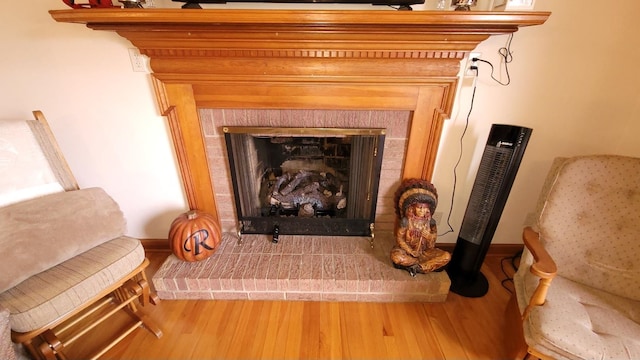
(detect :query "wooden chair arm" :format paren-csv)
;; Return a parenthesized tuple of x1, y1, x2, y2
(521, 226, 558, 321)
(523, 226, 557, 278)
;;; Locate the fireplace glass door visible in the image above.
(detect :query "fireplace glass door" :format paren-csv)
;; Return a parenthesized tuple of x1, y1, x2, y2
(224, 127, 385, 237)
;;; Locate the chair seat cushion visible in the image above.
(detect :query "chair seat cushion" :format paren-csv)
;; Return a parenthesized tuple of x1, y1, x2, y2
(516, 263, 640, 360)
(0, 187, 126, 292)
(0, 236, 144, 333)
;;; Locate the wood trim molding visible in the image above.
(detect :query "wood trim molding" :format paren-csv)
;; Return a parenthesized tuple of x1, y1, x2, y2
(50, 9, 550, 226)
(439, 243, 523, 257)
(141, 239, 171, 253)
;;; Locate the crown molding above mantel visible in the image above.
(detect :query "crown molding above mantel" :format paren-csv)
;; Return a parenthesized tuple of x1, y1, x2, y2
(49, 8, 550, 227)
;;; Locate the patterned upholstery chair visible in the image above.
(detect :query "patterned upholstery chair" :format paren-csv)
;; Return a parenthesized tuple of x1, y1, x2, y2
(0, 111, 162, 359)
(513, 155, 640, 359)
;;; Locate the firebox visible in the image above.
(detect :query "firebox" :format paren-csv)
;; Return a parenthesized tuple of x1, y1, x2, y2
(224, 127, 385, 238)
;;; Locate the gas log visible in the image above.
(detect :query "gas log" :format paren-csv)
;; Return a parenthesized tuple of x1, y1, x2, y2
(266, 169, 347, 217)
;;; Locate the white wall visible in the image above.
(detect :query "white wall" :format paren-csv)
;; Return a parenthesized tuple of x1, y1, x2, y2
(0, 1, 187, 239)
(2, 0, 639, 242)
(433, 0, 640, 243)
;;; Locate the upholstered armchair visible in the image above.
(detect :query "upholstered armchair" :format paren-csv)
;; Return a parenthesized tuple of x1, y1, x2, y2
(512, 155, 640, 359)
(0, 111, 162, 359)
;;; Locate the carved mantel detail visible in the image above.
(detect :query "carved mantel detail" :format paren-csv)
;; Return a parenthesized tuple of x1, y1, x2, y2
(50, 9, 550, 226)
(143, 49, 467, 60)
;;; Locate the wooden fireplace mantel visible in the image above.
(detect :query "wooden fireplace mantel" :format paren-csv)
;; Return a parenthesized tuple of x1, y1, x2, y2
(50, 9, 550, 224)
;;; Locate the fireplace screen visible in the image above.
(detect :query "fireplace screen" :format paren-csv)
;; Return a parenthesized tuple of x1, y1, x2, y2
(224, 127, 385, 237)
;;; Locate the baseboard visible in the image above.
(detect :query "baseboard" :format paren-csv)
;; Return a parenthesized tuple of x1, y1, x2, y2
(442, 243, 523, 257)
(141, 239, 170, 253)
(487, 243, 524, 257)
(141, 238, 523, 257)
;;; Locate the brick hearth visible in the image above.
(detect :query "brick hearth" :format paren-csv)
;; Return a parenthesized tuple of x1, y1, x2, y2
(153, 232, 450, 302)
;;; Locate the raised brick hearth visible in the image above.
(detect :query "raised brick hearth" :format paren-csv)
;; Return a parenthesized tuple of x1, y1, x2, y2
(153, 232, 450, 302)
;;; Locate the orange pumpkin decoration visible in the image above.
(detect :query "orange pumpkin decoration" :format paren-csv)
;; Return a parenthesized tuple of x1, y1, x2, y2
(169, 210, 221, 262)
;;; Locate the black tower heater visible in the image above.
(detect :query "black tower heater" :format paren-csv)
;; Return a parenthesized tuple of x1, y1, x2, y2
(447, 124, 532, 298)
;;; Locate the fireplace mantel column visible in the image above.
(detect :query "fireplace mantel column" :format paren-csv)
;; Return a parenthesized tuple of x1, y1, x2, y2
(50, 9, 550, 225)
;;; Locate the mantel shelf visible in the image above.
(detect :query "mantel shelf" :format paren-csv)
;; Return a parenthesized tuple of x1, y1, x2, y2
(50, 9, 550, 36)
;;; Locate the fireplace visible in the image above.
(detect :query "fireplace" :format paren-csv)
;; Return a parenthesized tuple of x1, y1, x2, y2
(225, 126, 385, 238)
(49, 9, 550, 301)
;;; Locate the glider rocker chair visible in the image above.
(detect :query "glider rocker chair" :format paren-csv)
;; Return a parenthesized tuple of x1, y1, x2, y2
(512, 155, 640, 360)
(0, 111, 162, 359)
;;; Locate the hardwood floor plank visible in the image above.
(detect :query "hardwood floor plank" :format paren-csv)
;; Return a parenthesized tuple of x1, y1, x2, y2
(320, 302, 344, 359)
(384, 304, 424, 359)
(420, 303, 468, 359)
(260, 301, 292, 358)
(211, 300, 247, 358)
(283, 302, 304, 358)
(299, 301, 321, 359)
(380, 304, 405, 359)
(411, 304, 447, 359)
(340, 303, 381, 359)
(361, 304, 391, 358)
(191, 300, 236, 358)
(237, 301, 271, 359)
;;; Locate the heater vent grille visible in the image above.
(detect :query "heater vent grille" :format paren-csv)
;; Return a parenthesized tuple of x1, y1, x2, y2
(459, 145, 513, 244)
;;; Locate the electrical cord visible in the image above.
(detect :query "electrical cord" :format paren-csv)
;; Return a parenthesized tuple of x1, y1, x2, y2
(438, 67, 478, 237)
(474, 33, 514, 86)
(500, 248, 523, 294)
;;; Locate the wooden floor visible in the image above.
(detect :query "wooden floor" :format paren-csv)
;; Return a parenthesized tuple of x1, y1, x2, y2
(102, 251, 520, 359)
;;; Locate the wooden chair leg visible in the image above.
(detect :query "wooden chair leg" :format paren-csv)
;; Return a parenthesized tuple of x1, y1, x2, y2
(40, 330, 67, 360)
(138, 269, 160, 305)
(22, 338, 45, 360)
(38, 342, 56, 360)
(133, 277, 163, 338)
(137, 310, 163, 338)
(115, 275, 163, 339)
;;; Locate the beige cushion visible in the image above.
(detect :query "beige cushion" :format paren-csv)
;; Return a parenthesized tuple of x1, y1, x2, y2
(538, 155, 640, 300)
(0, 187, 126, 292)
(516, 255, 640, 360)
(0, 237, 144, 333)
